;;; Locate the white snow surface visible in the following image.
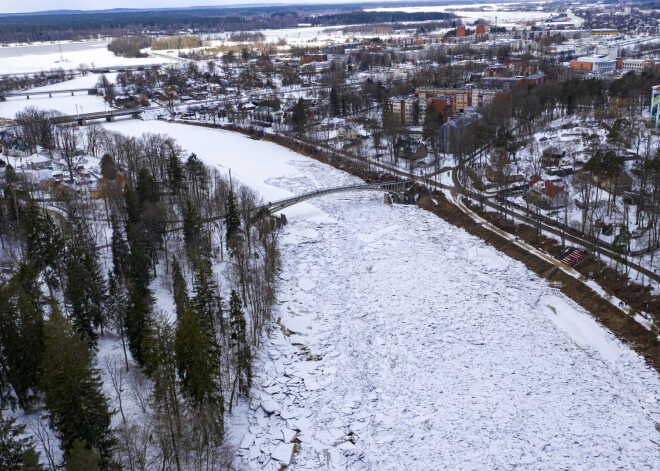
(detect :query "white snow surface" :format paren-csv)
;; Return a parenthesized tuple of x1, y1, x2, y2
(101, 121, 660, 470)
(0, 40, 175, 75)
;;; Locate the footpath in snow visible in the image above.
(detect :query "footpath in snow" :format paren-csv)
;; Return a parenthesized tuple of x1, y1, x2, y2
(101, 121, 660, 470)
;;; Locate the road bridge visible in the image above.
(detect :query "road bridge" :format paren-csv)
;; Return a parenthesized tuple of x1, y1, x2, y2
(89, 64, 169, 74)
(49, 108, 145, 125)
(2, 88, 96, 99)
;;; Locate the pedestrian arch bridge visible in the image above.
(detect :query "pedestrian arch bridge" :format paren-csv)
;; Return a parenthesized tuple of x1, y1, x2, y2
(206, 180, 414, 224)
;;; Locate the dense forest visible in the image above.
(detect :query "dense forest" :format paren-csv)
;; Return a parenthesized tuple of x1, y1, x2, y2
(0, 108, 280, 469)
(0, 3, 457, 43)
(306, 11, 458, 27)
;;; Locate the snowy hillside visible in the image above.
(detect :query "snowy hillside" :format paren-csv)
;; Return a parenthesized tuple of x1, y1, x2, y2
(102, 121, 660, 470)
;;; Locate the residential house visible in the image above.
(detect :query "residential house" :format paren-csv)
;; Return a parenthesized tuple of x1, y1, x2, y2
(541, 146, 566, 167)
(30, 153, 53, 170)
(3, 139, 34, 158)
(592, 171, 633, 195)
(253, 106, 275, 124)
(486, 165, 524, 184)
(395, 140, 428, 161)
(527, 176, 568, 208)
(337, 123, 361, 140)
(90, 175, 128, 199)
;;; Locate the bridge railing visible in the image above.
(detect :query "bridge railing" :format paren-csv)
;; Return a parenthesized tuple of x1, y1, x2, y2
(191, 180, 414, 224)
(262, 180, 412, 212)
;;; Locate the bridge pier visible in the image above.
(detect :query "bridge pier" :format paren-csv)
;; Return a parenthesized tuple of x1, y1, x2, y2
(71, 91, 74, 96)
(77, 119, 87, 126)
(106, 116, 115, 122)
(131, 112, 141, 120)
(49, 93, 52, 98)
(26, 95, 29, 99)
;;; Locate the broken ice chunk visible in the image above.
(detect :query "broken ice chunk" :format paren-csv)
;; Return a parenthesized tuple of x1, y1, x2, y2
(271, 442, 295, 465)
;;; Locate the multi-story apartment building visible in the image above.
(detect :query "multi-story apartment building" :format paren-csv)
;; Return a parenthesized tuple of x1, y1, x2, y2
(414, 88, 510, 113)
(388, 97, 452, 125)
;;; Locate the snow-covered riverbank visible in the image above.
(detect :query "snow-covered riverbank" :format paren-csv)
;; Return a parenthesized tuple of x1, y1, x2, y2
(102, 121, 660, 470)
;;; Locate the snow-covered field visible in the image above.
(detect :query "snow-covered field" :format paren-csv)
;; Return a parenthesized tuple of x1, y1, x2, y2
(0, 40, 175, 75)
(102, 121, 660, 470)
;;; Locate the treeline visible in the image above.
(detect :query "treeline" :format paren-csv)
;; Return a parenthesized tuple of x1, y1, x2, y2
(1, 3, 371, 43)
(107, 36, 151, 58)
(0, 68, 74, 95)
(228, 31, 265, 42)
(511, 69, 660, 135)
(151, 35, 203, 51)
(306, 11, 458, 27)
(0, 112, 280, 469)
(108, 35, 204, 59)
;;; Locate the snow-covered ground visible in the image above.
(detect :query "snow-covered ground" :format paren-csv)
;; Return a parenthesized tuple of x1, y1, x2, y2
(102, 120, 660, 470)
(0, 40, 175, 75)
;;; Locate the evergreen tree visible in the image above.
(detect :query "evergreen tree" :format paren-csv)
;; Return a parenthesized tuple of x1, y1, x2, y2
(166, 153, 184, 194)
(40, 305, 113, 466)
(175, 307, 224, 436)
(142, 318, 183, 470)
(0, 264, 45, 410)
(63, 238, 106, 346)
(229, 290, 251, 397)
(182, 200, 205, 264)
(185, 153, 206, 199)
(329, 87, 340, 117)
(123, 186, 140, 228)
(64, 440, 99, 471)
(110, 217, 130, 287)
(171, 257, 189, 322)
(99, 154, 117, 181)
(0, 408, 44, 471)
(136, 168, 160, 206)
(381, 94, 391, 125)
(291, 97, 307, 136)
(192, 260, 223, 336)
(20, 200, 64, 290)
(125, 226, 154, 367)
(133, 169, 164, 269)
(224, 188, 241, 254)
(126, 226, 151, 296)
(4, 165, 17, 184)
(411, 100, 420, 126)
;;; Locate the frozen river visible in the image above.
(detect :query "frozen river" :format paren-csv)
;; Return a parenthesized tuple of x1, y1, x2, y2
(103, 121, 660, 470)
(0, 39, 173, 75)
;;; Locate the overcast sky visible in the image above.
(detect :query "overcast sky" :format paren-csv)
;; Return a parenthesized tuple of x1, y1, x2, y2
(2, 0, 391, 15)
